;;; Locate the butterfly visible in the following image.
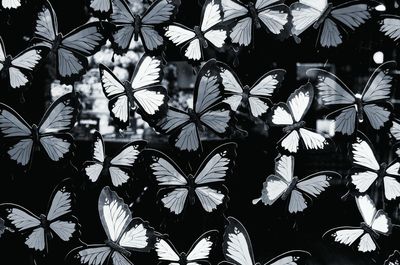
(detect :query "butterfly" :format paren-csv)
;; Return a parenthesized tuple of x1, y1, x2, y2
(253, 154, 340, 213)
(67, 186, 156, 265)
(83, 131, 146, 187)
(219, 61, 286, 118)
(33, 1, 111, 83)
(385, 250, 400, 265)
(88, 0, 112, 18)
(307, 61, 396, 136)
(221, 216, 311, 265)
(220, 0, 289, 47)
(349, 134, 400, 201)
(0, 36, 46, 89)
(154, 59, 234, 152)
(2, 0, 22, 9)
(0, 92, 79, 169)
(155, 230, 218, 264)
(110, 0, 180, 54)
(164, 0, 227, 61)
(290, 0, 376, 47)
(0, 179, 78, 252)
(99, 54, 168, 129)
(390, 118, 400, 141)
(323, 194, 392, 252)
(268, 83, 327, 153)
(379, 15, 400, 42)
(143, 142, 237, 215)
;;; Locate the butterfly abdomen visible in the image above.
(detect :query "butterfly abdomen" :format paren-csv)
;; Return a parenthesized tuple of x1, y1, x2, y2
(360, 222, 379, 239)
(283, 121, 306, 133)
(2, 55, 12, 70)
(134, 15, 141, 41)
(247, 2, 261, 29)
(313, 3, 333, 29)
(188, 175, 196, 205)
(354, 95, 364, 123)
(101, 156, 111, 177)
(179, 252, 188, 265)
(194, 26, 208, 48)
(124, 81, 135, 106)
(105, 239, 131, 257)
(188, 108, 202, 129)
(52, 34, 63, 52)
(31, 124, 40, 149)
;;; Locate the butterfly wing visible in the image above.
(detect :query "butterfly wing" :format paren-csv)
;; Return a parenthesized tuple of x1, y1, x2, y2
(249, 69, 286, 118)
(390, 119, 400, 141)
(164, 23, 199, 60)
(37, 93, 79, 162)
(186, 230, 218, 263)
(219, 62, 244, 111)
(384, 161, 400, 200)
(109, 0, 136, 53)
(2, 0, 21, 9)
(290, 0, 327, 39)
(350, 136, 379, 193)
(0, 103, 33, 167)
(84, 131, 105, 183)
(220, 0, 252, 46)
(109, 140, 146, 187)
(144, 149, 189, 215)
(130, 55, 168, 118)
(34, 1, 58, 44)
(379, 15, 400, 42)
(193, 143, 237, 212)
(323, 226, 368, 252)
(155, 237, 181, 263)
(117, 217, 156, 252)
(222, 216, 256, 265)
(58, 22, 110, 81)
(384, 250, 400, 265)
(264, 250, 311, 265)
(67, 245, 112, 265)
(201, 0, 227, 49)
(89, 0, 112, 17)
(257, 1, 289, 36)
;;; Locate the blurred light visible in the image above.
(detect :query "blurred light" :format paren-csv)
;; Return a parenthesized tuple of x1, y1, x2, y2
(373, 51, 384, 64)
(375, 4, 386, 11)
(316, 119, 335, 137)
(395, 1, 399, 8)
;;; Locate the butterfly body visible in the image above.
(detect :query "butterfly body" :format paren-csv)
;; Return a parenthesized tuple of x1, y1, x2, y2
(360, 221, 379, 239)
(105, 239, 131, 257)
(1, 55, 11, 71)
(282, 120, 306, 134)
(133, 14, 142, 41)
(194, 26, 209, 48)
(247, 2, 261, 29)
(281, 176, 298, 200)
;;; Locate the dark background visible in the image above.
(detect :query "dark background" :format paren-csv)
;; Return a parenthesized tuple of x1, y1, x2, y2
(0, 0, 399, 264)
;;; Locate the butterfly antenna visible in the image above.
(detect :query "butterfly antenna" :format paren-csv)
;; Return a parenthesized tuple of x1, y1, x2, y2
(252, 197, 261, 205)
(112, 52, 115, 63)
(192, 65, 200, 75)
(341, 190, 351, 201)
(135, 186, 148, 204)
(323, 59, 329, 68)
(19, 91, 26, 104)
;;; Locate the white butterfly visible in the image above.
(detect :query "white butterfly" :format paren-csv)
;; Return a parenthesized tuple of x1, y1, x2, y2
(253, 155, 340, 213)
(88, 0, 112, 17)
(0, 36, 46, 89)
(83, 131, 146, 187)
(290, 0, 376, 47)
(155, 230, 218, 264)
(100, 55, 168, 129)
(323, 194, 392, 252)
(0, 92, 79, 168)
(110, 0, 181, 53)
(154, 59, 234, 152)
(2, 0, 22, 9)
(222, 216, 311, 265)
(0, 179, 78, 252)
(379, 15, 400, 42)
(68, 186, 156, 265)
(221, 0, 289, 46)
(307, 61, 396, 136)
(219, 61, 286, 118)
(349, 134, 400, 201)
(164, 0, 227, 61)
(385, 250, 400, 265)
(33, 1, 111, 83)
(269, 83, 327, 153)
(144, 142, 237, 215)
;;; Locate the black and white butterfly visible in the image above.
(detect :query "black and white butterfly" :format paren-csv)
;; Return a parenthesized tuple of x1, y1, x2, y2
(154, 60, 234, 152)
(307, 61, 396, 136)
(268, 83, 327, 153)
(253, 155, 339, 213)
(221, 216, 311, 265)
(88, 0, 112, 18)
(83, 131, 146, 187)
(165, 0, 227, 61)
(349, 134, 400, 201)
(0, 92, 79, 168)
(290, 0, 376, 47)
(33, 1, 111, 83)
(221, 0, 289, 47)
(67, 186, 156, 265)
(385, 250, 400, 265)
(155, 230, 218, 264)
(2, 0, 22, 9)
(110, 0, 180, 54)
(143, 142, 237, 215)
(0, 37, 46, 89)
(379, 15, 400, 42)
(219, 61, 285, 118)
(0, 179, 78, 252)
(100, 55, 168, 129)
(390, 118, 400, 141)
(323, 194, 392, 252)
